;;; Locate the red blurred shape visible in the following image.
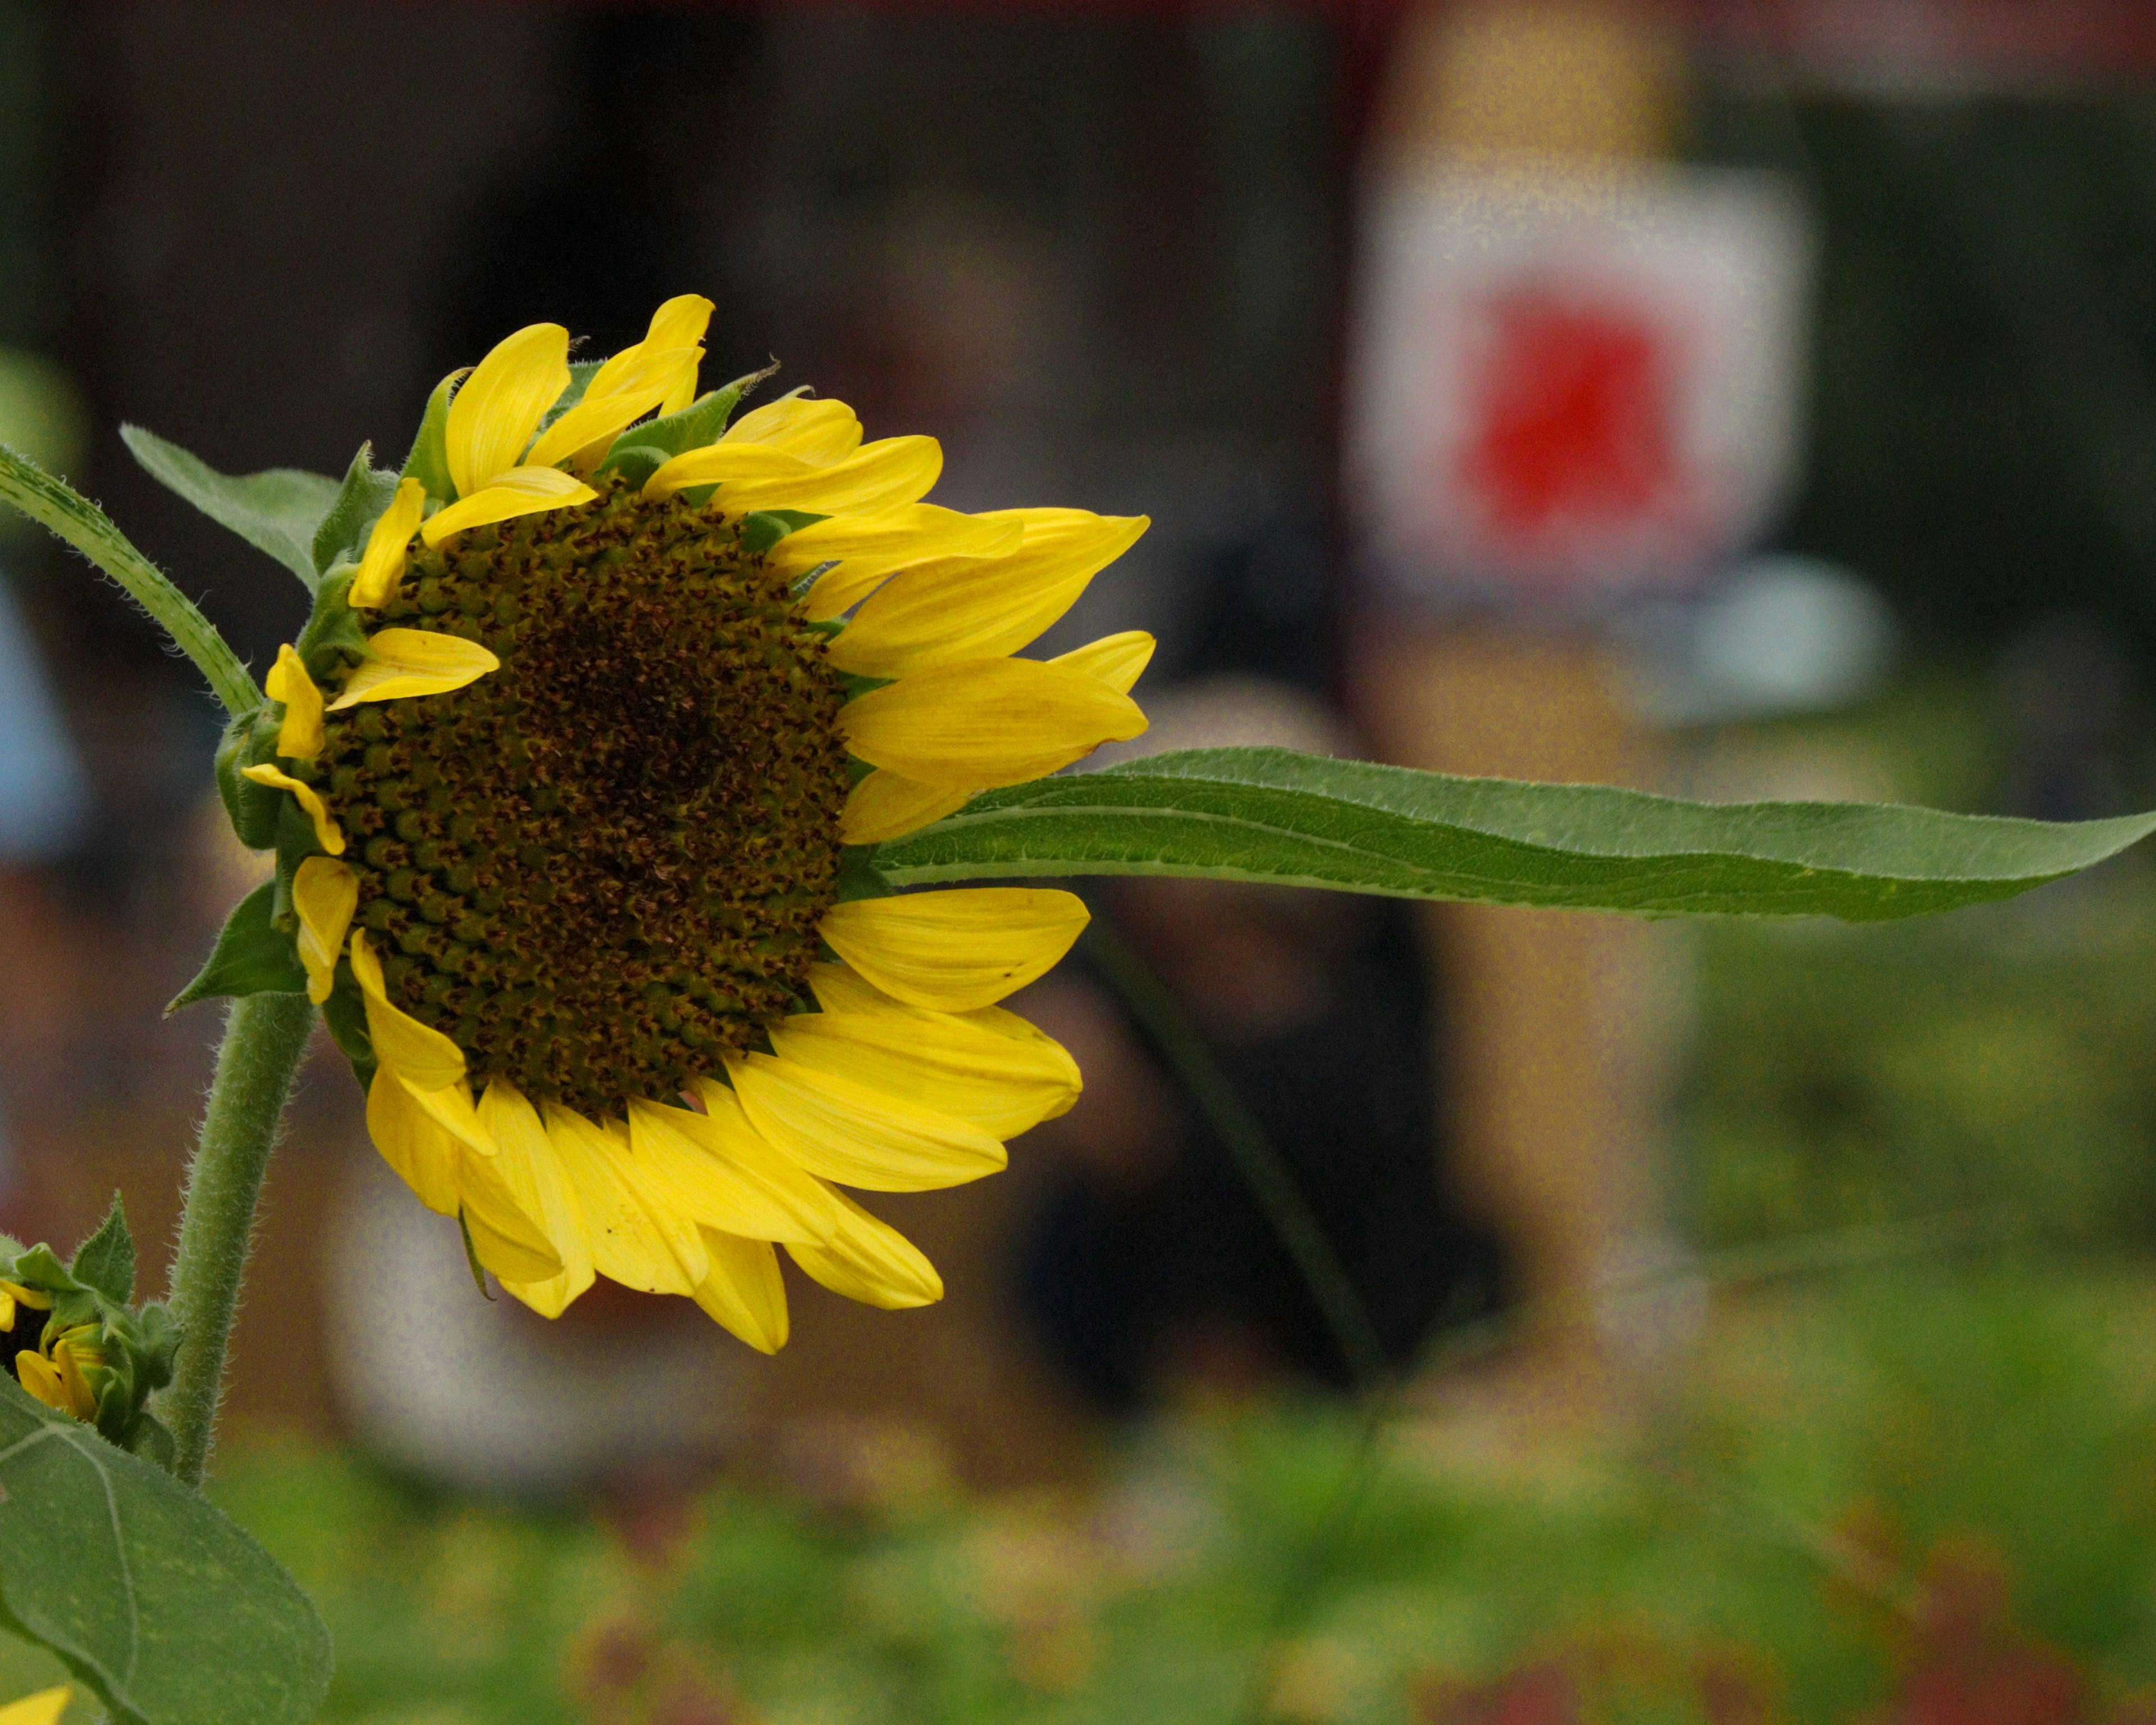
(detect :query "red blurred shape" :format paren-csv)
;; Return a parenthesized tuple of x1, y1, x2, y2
(1456, 288, 1685, 551)
(1888, 1542, 2087, 1725)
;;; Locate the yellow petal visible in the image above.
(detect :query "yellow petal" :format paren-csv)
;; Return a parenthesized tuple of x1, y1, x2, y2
(481, 1080, 595, 1318)
(349, 929, 468, 1091)
(838, 656, 1146, 787)
(810, 966, 1078, 1111)
(839, 771, 974, 846)
(363, 1069, 462, 1214)
(643, 436, 941, 515)
(0, 1685, 73, 1725)
(785, 1185, 943, 1310)
(819, 888, 1089, 1012)
(239, 764, 345, 855)
(689, 1230, 790, 1352)
(292, 856, 358, 1004)
(543, 1105, 707, 1295)
(720, 1054, 1007, 1192)
(327, 628, 500, 709)
(0, 1290, 13, 1335)
(525, 344, 701, 469)
(642, 292, 716, 354)
(54, 1336, 99, 1420)
(825, 510, 1148, 672)
(773, 506, 1024, 613)
(721, 394, 863, 464)
(349, 476, 426, 608)
(15, 1352, 69, 1416)
(446, 322, 570, 495)
(771, 996, 1079, 1139)
(1050, 629, 1156, 696)
(266, 642, 325, 760)
(419, 465, 597, 547)
(625, 1096, 841, 1244)
(459, 1148, 565, 1286)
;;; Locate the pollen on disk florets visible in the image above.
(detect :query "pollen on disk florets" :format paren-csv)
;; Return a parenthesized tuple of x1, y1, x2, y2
(314, 476, 852, 1117)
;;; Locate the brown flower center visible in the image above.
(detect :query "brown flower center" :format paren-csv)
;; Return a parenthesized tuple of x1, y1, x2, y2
(317, 478, 851, 1116)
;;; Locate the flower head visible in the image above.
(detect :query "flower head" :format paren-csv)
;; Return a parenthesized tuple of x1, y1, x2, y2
(242, 297, 1149, 1349)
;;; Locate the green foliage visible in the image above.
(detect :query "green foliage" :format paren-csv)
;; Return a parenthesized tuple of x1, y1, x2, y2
(0, 1377, 331, 1725)
(873, 747, 2156, 920)
(401, 369, 460, 503)
(117, 425, 339, 589)
(167, 883, 306, 1014)
(70, 1197, 134, 1307)
(307, 444, 399, 581)
(1682, 891, 2156, 1250)
(0, 444, 258, 714)
(190, 1266, 2156, 1725)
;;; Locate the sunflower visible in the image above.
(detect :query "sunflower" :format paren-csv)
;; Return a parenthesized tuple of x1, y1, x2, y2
(242, 295, 1150, 1352)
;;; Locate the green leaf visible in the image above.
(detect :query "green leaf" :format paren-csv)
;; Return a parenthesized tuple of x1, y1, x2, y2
(0, 1374, 332, 1725)
(307, 442, 399, 579)
(0, 445, 260, 716)
(168, 883, 305, 1013)
(741, 509, 826, 556)
(610, 362, 775, 464)
(869, 747, 2156, 920)
(71, 1195, 134, 1306)
(118, 426, 339, 587)
(400, 369, 461, 503)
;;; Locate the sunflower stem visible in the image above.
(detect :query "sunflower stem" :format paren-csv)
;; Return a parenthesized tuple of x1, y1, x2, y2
(158, 992, 316, 1487)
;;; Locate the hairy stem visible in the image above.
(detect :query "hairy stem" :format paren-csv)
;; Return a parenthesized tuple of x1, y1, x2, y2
(158, 992, 316, 1486)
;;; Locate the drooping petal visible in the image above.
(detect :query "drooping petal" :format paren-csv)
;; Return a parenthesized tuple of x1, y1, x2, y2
(818, 888, 1089, 1012)
(625, 1096, 841, 1244)
(364, 1068, 463, 1215)
(810, 962, 1076, 1102)
(292, 855, 358, 1003)
(785, 1185, 943, 1310)
(525, 344, 701, 469)
(720, 394, 863, 464)
(239, 764, 345, 855)
(689, 1230, 790, 1353)
(839, 771, 974, 846)
(349, 476, 427, 608)
(771, 994, 1080, 1138)
(419, 465, 597, 547)
(719, 1055, 1007, 1192)
(15, 1352, 74, 1418)
(824, 510, 1149, 673)
(838, 655, 1146, 788)
(643, 436, 941, 515)
(446, 322, 570, 496)
(266, 642, 325, 760)
(458, 1139, 566, 1286)
(771, 506, 1024, 617)
(1050, 629, 1156, 696)
(482, 1079, 595, 1317)
(327, 628, 500, 709)
(543, 1105, 707, 1295)
(349, 929, 468, 1091)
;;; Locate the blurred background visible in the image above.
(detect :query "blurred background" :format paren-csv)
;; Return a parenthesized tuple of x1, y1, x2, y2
(7, 1, 2156, 1720)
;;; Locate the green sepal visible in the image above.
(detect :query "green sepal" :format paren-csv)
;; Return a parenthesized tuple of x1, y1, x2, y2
(310, 441, 400, 577)
(118, 425, 341, 589)
(538, 359, 602, 431)
(126, 1408, 176, 1471)
(70, 1194, 134, 1306)
(295, 564, 368, 682)
(456, 1212, 495, 1300)
(214, 707, 282, 850)
(834, 847, 894, 903)
(168, 881, 308, 1014)
(594, 442, 670, 491)
(742, 509, 826, 556)
(604, 362, 776, 466)
(402, 368, 463, 503)
(319, 969, 377, 1090)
